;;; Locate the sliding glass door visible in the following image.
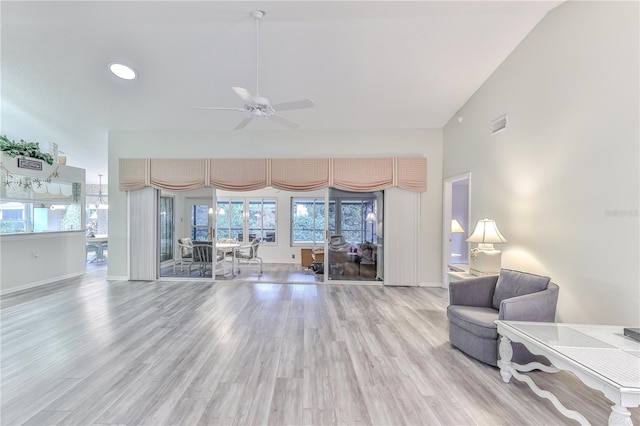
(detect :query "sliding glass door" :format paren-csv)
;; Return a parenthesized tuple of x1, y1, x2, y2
(159, 196, 174, 263)
(158, 189, 216, 279)
(326, 189, 383, 282)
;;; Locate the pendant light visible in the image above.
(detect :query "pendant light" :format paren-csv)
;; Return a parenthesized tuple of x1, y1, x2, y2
(90, 174, 109, 209)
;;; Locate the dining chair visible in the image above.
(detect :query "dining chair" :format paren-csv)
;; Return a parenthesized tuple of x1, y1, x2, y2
(235, 238, 263, 274)
(190, 243, 213, 277)
(86, 243, 100, 263)
(174, 237, 194, 273)
(99, 241, 108, 261)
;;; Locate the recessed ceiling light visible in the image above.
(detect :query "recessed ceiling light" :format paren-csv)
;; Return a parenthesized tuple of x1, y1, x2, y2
(109, 62, 137, 80)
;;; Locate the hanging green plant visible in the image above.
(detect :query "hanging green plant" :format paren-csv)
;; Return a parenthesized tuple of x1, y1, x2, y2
(0, 135, 54, 165)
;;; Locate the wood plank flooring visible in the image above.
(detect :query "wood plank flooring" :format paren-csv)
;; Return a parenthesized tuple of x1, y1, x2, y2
(160, 262, 324, 283)
(2, 268, 639, 425)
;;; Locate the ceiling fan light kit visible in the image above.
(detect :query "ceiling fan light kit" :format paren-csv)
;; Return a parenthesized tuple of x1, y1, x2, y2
(195, 10, 314, 130)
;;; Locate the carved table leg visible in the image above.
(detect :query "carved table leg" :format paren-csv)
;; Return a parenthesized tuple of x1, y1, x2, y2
(498, 335, 514, 383)
(609, 405, 633, 426)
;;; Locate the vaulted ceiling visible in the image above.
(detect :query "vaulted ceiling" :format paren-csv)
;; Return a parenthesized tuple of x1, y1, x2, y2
(1, 1, 561, 182)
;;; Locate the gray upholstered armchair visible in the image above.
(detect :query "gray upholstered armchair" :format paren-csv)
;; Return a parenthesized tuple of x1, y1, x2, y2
(447, 269, 559, 366)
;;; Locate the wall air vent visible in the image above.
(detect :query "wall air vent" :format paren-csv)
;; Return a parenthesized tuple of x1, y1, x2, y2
(491, 114, 508, 135)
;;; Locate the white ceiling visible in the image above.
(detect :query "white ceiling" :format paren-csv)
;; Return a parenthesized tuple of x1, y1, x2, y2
(1, 1, 561, 183)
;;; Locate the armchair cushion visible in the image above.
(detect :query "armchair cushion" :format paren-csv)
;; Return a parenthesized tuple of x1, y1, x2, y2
(449, 275, 498, 308)
(499, 283, 559, 321)
(492, 269, 550, 310)
(329, 235, 351, 251)
(236, 238, 260, 259)
(447, 306, 499, 340)
(179, 237, 193, 257)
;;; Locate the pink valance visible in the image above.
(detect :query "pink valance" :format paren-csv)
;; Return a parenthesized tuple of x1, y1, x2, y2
(150, 159, 206, 191)
(210, 159, 267, 191)
(119, 157, 427, 193)
(271, 159, 329, 191)
(397, 157, 427, 192)
(119, 159, 149, 191)
(332, 158, 393, 192)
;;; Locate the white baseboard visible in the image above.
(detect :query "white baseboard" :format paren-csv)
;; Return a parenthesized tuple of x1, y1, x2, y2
(419, 281, 444, 287)
(1, 271, 85, 296)
(107, 275, 129, 281)
(418, 281, 447, 288)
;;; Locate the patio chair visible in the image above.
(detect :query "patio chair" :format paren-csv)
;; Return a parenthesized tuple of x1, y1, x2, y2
(235, 238, 263, 274)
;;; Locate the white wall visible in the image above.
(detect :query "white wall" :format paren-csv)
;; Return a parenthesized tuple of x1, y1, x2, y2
(443, 1, 639, 325)
(0, 161, 87, 293)
(0, 231, 86, 294)
(108, 129, 443, 284)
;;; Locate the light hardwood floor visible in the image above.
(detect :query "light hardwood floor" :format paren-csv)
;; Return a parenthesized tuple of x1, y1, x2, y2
(161, 262, 324, 283)
(161, 261, 374, 283)
(2, 267, 638, 425)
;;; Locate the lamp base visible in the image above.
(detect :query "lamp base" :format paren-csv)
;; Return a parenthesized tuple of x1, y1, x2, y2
(469, 248, 502, 276)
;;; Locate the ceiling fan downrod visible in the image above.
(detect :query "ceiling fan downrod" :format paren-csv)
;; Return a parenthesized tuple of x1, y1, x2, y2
(252, 10, 265, 96)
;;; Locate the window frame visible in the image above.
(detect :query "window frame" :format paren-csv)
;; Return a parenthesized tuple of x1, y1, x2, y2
(190, 204, 211, 241)
(216, 197, 278, 245)
(290, 198, 336, 247)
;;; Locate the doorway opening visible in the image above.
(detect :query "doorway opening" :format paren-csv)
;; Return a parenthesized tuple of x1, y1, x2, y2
(443, 173, 470, 284)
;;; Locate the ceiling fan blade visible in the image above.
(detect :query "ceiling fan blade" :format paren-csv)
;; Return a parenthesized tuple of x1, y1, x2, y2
(235, 116, 253, 130)
(232, 87, 256, 104)
(269, 114, 300, 129)
(271, 99, 314, 112)
(195, 106, 246, 112)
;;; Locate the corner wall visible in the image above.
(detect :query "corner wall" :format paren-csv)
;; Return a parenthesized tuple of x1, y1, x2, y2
(443, 1, 639, 325)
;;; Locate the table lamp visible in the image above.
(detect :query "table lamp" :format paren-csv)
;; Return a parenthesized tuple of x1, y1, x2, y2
(466, 218, 507, 276)
(451, 219, 465, 234)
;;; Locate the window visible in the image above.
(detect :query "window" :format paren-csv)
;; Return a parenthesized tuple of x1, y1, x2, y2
(159, 196, 174, 262)
(191, 204, 211, 241)
(1, 172, 82, 234)
(216, 199, 243, 241)
(339, 200, 378, 244)
(217, 198, 277, 244)
(86, 204, 108, 237)
(0, 202, 28, 233)
(1, 201, 81, 234)
(291, 198, 335, 245)
(327, 191, 378, 246)
(248, 199, 277, 242)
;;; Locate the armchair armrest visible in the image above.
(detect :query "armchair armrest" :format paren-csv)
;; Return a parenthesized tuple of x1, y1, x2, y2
(499, 282, 559, 321)
(449, 275, 499, 307)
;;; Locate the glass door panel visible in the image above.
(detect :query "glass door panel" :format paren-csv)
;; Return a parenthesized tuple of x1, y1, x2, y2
(327, 189, 382, 282)
(159, 191, 214, 279)
(159, 196, 174, 263)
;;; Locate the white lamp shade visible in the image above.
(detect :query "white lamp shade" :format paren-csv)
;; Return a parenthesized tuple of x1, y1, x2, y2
(365, 212, 377, 222)
(466, 218, 507, 244)
(451, 219, 465, 233)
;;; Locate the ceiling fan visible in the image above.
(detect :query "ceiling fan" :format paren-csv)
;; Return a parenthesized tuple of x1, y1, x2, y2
(196, 10, 314, 130)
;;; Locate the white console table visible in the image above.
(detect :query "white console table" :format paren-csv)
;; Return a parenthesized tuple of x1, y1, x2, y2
(496, 321, 640, 425)
(445, 264, 496, 287)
